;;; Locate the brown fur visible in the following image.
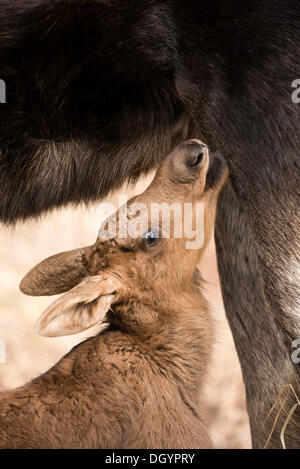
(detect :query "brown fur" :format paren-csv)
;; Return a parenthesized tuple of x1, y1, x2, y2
(0, 141, 227, 449)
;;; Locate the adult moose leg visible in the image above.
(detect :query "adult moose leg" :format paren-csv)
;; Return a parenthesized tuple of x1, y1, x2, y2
(208, 87, 300, 448)
(196, 99, 300, 447)
(215, 182, 300, 449)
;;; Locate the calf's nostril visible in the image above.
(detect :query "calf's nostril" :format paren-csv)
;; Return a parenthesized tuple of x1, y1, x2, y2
(187, 152, 204, 168)
(169, 140, 208, 183)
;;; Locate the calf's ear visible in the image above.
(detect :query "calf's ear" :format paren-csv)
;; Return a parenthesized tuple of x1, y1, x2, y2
(35, 274, 121, 337)
(20, 247, 92, 296)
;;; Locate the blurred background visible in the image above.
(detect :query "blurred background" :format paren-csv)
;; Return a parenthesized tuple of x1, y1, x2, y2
(0, 174, 251, 448)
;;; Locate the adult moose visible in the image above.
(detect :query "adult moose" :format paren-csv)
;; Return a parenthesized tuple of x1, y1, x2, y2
(0, 0, 299, 448)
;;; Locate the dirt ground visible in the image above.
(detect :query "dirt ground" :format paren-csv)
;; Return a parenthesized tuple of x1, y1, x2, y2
(0, 175, 251, 449)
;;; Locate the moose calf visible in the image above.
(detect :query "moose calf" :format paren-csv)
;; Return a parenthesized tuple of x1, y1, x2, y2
(0, 140, 227, 449)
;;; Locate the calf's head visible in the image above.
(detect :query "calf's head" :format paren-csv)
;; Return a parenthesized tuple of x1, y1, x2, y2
(20, 140, 227, 337)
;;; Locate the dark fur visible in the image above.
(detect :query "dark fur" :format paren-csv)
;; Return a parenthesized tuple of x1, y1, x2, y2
(0, 0, 299, 447)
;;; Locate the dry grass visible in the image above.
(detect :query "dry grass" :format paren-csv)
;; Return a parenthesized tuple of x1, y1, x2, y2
(0, 176, 251, 448)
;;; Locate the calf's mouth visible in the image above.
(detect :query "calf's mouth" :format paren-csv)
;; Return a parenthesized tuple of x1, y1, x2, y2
(204, 151, 228, 191)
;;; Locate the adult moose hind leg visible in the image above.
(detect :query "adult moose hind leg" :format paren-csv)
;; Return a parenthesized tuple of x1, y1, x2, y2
(215, 182, 300, 449)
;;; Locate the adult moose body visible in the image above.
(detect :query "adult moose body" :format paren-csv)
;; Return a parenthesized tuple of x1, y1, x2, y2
(0, 0, 299, 448)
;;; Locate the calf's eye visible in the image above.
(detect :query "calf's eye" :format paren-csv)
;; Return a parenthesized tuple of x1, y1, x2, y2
(143, 229, 160, 248)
